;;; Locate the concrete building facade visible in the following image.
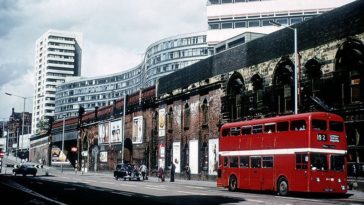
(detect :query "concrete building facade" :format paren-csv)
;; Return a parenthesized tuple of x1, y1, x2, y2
(206, 0, 355, 45)
(32, 30, 82, 134)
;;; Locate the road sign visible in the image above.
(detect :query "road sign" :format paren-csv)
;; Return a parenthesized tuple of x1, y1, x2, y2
(81, 151, 88, 157)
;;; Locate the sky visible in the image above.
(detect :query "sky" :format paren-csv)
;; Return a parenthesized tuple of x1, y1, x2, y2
(0, 0, 207, 119)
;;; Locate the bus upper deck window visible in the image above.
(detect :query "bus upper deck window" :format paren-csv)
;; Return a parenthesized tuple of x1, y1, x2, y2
(330, 121, 344, 132)
(291, 120, 306, 131)
(222, 128, 230, 137)
(312, 119, 327, 131)
(231, 127, 241, 136)
(252, 125, 263, 134)
(277, 121, 289, 132)
(241, 126, 252, 135)
(264, 124, 276, 133)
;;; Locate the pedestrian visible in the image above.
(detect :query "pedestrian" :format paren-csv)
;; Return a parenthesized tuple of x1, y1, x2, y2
(140, 164, 147, 180)
(170, 162, 176, 182)
(185, 165, 191, 180)
(158, 167, 165, 182)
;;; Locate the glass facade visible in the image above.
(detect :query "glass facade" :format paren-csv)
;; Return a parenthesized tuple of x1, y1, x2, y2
(54, 32, 210, 119)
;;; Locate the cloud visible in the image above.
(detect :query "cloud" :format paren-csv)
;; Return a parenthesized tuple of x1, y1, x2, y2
(0, 0, 206, 118)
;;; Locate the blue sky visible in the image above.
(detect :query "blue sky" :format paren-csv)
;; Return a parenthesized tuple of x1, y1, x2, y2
(0, 0, 207, 119)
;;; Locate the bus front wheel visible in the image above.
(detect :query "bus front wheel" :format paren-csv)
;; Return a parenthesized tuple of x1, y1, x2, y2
(228, 175, 238, 192)
(277, 177, 288, 196)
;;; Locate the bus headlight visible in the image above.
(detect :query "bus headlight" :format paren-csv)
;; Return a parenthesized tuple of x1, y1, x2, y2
(341, 185, 346, 190)
(338, 178, 341, 183)
(316, 177, 320, 182)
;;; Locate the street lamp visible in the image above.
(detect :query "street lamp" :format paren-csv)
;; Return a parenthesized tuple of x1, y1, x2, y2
(5, 92, 32, 160)
(269, 20, 298, 115)
(121, 92, 126, 163)
(61, 115, 65, 173)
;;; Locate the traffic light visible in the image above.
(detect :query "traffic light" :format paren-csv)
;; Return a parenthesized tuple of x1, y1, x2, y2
(78, 106, 85, 117)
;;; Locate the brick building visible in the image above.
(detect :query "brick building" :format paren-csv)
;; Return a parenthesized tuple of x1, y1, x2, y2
(30, 1, 364, 180)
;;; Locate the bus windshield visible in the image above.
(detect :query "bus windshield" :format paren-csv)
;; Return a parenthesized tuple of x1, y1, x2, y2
(310, 153, 328, 171)
(331, 155, 345, 171)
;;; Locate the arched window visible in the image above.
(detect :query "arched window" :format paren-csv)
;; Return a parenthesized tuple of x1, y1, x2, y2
(226, 72, 245, 121)
(273, 57, 295, 114)
(304, 58, 322, 97)
(167, 107, 173, 132)
(184, 103, 190, 130)
(334, 38, 364, 105)
(202, 99, 208, 125)
(251, 73, 264, 111)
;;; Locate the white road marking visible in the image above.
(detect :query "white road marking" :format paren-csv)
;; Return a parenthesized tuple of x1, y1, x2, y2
(246, 199, 264, 203)
(119, 184, 136, 187)
(101, 181, 114, 185)
(84, 180, 97, 183)
(184, 185, 205, 190)
(146, 185, 167, 188)
(177, 191, 207, 195)
(145, 187, 167, 191)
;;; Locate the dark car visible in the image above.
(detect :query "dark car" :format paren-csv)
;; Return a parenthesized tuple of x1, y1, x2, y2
(114, 163, 132, 180)
(123, 165, 141, 181)
(13, 164, 37, 177)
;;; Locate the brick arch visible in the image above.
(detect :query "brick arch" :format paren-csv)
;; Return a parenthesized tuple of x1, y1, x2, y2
(251, 73, 263, 91)
(124, 137, 133, 163)
(225, 71, 245, 121)
(333, 38, 364, 105)
(304, 58, 323, 80)
(272, 56, 295, 114)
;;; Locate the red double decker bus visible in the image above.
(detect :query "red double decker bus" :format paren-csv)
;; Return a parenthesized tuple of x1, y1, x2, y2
(217, 112, 347, 195)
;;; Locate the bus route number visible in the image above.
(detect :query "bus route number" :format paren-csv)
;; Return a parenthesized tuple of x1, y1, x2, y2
(317, 133, 327, 141)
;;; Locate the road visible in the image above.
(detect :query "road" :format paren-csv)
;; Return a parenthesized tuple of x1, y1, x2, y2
(1, 169, 364, 205)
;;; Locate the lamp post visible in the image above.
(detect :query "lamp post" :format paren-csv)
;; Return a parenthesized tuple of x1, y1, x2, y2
(5, 92, 32, 160)
(121, 92, 126, 163)
(61, 115, 65, 173)
(269, 20, 298, 115)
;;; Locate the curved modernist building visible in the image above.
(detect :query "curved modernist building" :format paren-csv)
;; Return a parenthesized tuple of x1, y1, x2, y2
(142, 32, 210, 87)
(55, 64, 142, 119)
(54, 32, 210, 119)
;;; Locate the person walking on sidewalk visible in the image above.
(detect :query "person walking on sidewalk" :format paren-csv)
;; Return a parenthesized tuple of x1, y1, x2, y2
(185, 165, 191, 180)
(158, 166, 165, 182)
(170, 162, 176, 182)
(140, 164, 147, 180)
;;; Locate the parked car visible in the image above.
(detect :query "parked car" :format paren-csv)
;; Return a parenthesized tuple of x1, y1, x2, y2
(12, 163, 37, 177)
(114, 163, 132, 180)
(123, 165, 141, 181)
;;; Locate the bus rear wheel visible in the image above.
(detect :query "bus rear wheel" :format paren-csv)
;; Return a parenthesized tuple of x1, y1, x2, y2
(277, 177, 288, 196)
(228, 175, 238, 191)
